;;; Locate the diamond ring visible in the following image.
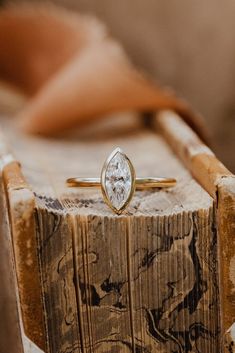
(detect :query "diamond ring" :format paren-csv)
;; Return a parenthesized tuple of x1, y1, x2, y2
(66, 148, 176, 214)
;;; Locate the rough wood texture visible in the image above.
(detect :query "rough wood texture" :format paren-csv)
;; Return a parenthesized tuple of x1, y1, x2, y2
(2, 161, 46, 351)
(0, 171, 23, 353)
(0, 129, 46, 353)
(156, 110, 235, 350)
(217, 178, 235, 333)
(0, 130, 46, 352)
(0, 106, 234, 352)
(1, 113, 224, 352)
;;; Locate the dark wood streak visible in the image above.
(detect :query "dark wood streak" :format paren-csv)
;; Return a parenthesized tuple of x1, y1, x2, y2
(1, 113, 223, 352)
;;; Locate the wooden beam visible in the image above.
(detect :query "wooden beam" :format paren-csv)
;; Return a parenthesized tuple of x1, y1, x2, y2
(156, 110, 235, 351)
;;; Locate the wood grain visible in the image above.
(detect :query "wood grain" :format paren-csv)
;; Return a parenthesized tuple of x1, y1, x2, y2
(0, 113, 221, 352)
(1, 110, 234, 352)
(156, 110, 235, 351)
(0, 150, 46, 350)
(0, 174, 23, 353)
(217, 177, 235, 333)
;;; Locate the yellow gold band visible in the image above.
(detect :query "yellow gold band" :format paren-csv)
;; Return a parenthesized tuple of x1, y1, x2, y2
(66, 177, 176, 189)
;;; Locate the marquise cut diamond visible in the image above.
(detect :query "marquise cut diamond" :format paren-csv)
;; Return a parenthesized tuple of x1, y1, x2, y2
(102, 148, 134, 212)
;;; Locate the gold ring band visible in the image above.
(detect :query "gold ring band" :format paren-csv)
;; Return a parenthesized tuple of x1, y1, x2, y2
(66, 147, 177, 214)
(66, 177, 176, 189)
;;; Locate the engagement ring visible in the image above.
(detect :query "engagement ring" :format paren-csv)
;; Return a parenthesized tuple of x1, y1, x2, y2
(66, 148, 176, 214)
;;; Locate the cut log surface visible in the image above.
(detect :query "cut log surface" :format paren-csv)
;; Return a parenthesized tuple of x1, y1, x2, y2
(1, 114, 220, 353)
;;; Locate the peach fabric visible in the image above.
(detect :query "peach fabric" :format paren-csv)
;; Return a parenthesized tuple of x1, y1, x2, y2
(0, 5, 209, 141)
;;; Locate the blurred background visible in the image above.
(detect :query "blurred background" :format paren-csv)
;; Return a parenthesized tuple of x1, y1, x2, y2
(1, 0, 235, 171)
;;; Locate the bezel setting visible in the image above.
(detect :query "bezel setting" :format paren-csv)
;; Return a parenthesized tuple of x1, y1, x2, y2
(101, 147, 136, 214)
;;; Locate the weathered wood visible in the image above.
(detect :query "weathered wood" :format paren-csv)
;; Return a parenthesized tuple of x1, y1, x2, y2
(0, 109, 234, 352)
(0, 129, 46, 353)
(0, 128, 46, 352)
(156, 110, 235, 351)
(2, 161, 46, 351)
(217, 177, 235, 334)
(0, 113, 222, 352)
(155, 110, 232, 199)
(0, 174, 23, 353)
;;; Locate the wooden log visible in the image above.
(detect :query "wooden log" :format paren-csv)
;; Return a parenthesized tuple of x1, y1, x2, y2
(1, 112, 230, 352)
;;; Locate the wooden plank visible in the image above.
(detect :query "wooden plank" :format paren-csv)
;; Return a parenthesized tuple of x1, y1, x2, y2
(1, 110, 234, 351)
(128, 208, 220, 353)
(1, 114, 219, 352)
(156, 110, 235, 351)
(35, 208, 82, 353)
(0, 175, 23, 353)
(155, 110, 232, 199)
(217, 177, 235, 334)
(72, 214, 133, 352)
(0, 125, 46, 351)
(0, 128, 46, 353)
(2, 163, 46, 351)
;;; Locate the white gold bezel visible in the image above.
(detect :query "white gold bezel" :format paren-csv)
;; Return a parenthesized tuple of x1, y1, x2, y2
(100, 147, 136, 214)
